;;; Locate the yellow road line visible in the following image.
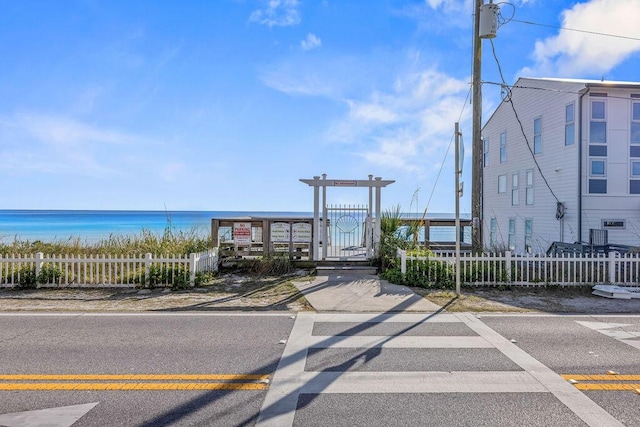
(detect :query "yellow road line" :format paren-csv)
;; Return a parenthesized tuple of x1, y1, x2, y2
(573, 383, 640, 391)
(0, 382, 268, 391)
(0, 374, 270, 381)
(561, 374, 640, 381)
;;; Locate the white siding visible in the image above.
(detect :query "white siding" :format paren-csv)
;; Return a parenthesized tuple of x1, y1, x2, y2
(581, 209, 640, 245)
(483, 78, 640, 253)
(581, 88, 640, 246)
(482, 79, 581, 253)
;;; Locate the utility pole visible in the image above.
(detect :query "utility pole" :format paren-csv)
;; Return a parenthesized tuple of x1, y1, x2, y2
(455, 122, 462, 295)
(471, 0, 483, 252)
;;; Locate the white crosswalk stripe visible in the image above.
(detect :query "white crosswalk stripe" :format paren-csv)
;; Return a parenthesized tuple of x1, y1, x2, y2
(257, 312, 624, 427)
(576, 320, 640, 349)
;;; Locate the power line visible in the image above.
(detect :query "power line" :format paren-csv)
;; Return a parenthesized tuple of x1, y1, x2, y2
(423, 87, 472, 214)
(489, 38, 560, 204)
(419, 4, 477, 227)
(511, 19, 640, 42)
(413, 87, 472, 245)
(482, 81, 640, 102)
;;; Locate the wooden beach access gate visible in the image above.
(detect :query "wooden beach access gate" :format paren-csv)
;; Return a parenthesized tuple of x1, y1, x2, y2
(211, 175, 474, 262)
(211, 174, 395, 262)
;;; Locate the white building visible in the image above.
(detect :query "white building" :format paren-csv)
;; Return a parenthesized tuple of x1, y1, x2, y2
(481, 77, 640, 254)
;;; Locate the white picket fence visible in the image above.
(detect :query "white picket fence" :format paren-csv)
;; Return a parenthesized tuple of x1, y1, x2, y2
(0, 249, 218, 288)
(396, 249, 640, 286)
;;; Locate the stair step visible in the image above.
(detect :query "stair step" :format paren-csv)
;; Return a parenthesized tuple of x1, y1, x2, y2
(316, 266, 377, 274)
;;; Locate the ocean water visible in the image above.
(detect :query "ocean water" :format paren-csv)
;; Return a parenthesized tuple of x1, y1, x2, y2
(0, 210, 466, 244)
(0, 210, 312, 243)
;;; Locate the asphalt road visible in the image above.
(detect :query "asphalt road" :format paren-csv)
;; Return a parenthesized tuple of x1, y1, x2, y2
(0, 312, 639, 426)
(0, 313, 295, 426)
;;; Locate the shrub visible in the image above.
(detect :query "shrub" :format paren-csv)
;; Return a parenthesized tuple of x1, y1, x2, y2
(13, 264, 62, 289)
(17, 266, 37, 289)
(218, 254, 293, 276)
(381, 257, 455, 290)
(380, 268, 405, 285)
(144, 265, 191, 290)
(194, 270, 216, 287)
(460, 259, 512, 284)
(0, 226, 210, 257)
(37, 264, 62, 285)
(376, 205, 418, 272)
(255, 254, 294, 275)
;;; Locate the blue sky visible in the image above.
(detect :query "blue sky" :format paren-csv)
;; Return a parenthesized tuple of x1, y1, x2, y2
(1, 0, 639, 214)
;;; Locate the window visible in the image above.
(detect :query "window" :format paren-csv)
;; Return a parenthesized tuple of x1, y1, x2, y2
(592, 99, 606, 118)
(565, 103, 575, 146)
(508, 218, 515, 251)
(590, 100, 606, 144)
(589, 145, 607, 156)
(490, 218, 497, 247)
(483, 138, 489, 167)
(533, 117, 542, 154)
(589, 97, 607, 194)
(631, 101, 640, 193)
(590, 159, 606, 176)
(589, 179, 607, 194)
(526, 170, 534, 205)
(511, 173, 519, 206)
(524, 219, 532, 253)
(498, 174, 507, 193)
(629, 147, 640, 194)
(632, 100, 640, 144)
(500, 132, 506, 163)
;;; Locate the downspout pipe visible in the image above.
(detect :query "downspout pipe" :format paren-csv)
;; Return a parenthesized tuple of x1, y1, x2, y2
(578, 87, 590, 243)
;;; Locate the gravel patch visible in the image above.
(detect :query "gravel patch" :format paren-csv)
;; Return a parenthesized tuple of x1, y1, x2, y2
(0, 273, 314, 312)
(417, 286, 640, 314)
(1, 276, 638, 314)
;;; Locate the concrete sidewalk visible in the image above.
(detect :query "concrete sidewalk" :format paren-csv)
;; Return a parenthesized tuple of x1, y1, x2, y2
(292, 270, 441, 312)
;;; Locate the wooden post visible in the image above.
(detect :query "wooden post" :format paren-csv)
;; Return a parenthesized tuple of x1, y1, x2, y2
(211, 219, 219, 248)
(472, 0, 483, 252)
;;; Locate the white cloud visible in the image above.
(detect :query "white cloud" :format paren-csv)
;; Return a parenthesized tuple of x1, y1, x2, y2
(519, 0, 640, 78)
(0, 113, 196, 185)
(301, 33, 321, 51)
(424, 0, 471, 13)
(6, 113, 137, 148)
(362, 138, 420, 172)
(423, 0, 530, 11)
(394, 0, 472, 31)
(250, 0, 301, 27)
(261, 69, 336, 97)
(328, 68, 470, 174)
(0, 113, 144, 177)
(259, 54, 363, 98)
(259, 45, 470, 177)
(347, 99, 398, 124)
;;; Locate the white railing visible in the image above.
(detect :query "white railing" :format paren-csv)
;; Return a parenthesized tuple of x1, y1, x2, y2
(396, 249, 640, 286)
(0, 249, 218, 288)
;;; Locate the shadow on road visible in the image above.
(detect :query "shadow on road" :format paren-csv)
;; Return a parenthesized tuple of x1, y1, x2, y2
(138, 282, 454, 426)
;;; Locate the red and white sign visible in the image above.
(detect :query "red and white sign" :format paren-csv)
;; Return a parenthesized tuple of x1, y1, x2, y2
(233, 222, 252, 245)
